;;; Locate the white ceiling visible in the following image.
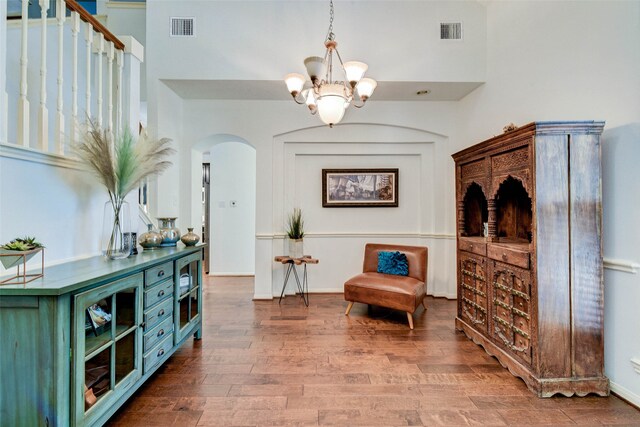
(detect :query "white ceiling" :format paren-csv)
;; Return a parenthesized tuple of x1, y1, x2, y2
(161, 79, 484, 102)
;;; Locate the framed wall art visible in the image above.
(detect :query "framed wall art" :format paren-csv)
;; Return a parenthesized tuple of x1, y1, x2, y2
(322, 168, 398, 207)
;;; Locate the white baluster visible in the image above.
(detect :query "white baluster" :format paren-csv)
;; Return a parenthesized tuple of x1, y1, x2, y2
(96, 33, 104, 128)
(116, 49, 124, 135)
(70, 12, 80, 146)
(17, 0, 30, 147)
(85, 22, 93, 118)
(55, 0, 66, 154)
(107, 41, 114, 139)
(38, 0, 50, 152)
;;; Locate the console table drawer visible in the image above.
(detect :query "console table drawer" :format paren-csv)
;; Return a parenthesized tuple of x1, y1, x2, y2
(144, 279, 173, 309)
(144, 334, 173, 374)
(144, 298, 173, 331)
(145, 262, 173, 287)
(144, 316, 174, 353)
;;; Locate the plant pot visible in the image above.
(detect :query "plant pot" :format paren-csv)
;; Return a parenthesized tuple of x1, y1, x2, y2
(0, 247, 42, 269)
(288, 239, 304, 259)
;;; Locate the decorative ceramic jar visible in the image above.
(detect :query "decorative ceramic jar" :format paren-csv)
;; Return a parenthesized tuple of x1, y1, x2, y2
(157, 217, 180, 247)
(138, 224, 163, 250)
(180, 228, 200, 247)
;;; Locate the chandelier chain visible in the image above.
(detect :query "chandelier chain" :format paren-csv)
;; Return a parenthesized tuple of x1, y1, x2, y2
(325, 0, 335, 42)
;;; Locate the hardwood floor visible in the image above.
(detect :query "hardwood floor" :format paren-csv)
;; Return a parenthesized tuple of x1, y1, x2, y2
(107, 276, 640, 426)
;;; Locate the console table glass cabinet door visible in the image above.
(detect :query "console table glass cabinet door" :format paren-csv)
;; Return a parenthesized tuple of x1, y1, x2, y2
(72, 273, 144, 426)
(175, 252, 202, 343)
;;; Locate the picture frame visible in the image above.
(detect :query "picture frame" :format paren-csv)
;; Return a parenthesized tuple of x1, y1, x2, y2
(322, 168, 399, 208)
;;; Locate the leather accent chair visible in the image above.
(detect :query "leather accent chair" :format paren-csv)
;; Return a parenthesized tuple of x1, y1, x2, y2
(344, 243, 428, 329)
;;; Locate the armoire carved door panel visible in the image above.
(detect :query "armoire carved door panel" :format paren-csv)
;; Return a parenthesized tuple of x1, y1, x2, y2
(459, 251, 488, 334)
(490, 260, 532, 365)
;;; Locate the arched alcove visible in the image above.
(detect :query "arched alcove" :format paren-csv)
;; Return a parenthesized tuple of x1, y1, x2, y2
(462, 182, 488, 237)
(495, 176, 532, 242)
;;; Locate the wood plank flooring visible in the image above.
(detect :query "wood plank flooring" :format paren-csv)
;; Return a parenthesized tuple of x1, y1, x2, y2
(107, 276, 640, 426)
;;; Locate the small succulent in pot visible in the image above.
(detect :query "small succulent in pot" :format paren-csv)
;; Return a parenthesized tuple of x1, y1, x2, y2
(2, 236, 45, 251)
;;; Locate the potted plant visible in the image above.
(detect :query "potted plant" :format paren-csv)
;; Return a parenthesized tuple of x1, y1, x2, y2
(286, 208, 305, 259)
(73, 121, 174, 259)
(0, 236, 44, 269)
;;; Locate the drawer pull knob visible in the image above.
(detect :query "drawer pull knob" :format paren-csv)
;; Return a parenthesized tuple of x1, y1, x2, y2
(469, 244, 473, 249)
(158, 348, 165, 357)
(158, 270, 165, 278)
(502, 253, 507, 260)
(158, 290, 165, 297)
(157, 329, 164, 337)
(158, 309, 165, 317)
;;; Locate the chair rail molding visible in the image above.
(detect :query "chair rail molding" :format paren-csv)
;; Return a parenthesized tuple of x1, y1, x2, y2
(603, 257, 640, 274)
(256, 232, 455, 240)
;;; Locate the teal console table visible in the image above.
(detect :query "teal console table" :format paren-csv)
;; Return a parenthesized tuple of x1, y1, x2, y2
(0, 245, 204, 426)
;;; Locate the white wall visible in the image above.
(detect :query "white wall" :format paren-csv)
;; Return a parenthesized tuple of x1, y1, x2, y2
(145, 0, 486, 83)
(164, 99, 459, 300)
(0, 154, 138, 273)
(457, 0, 640, 407)
(106, 1, 147, 101)
(209, 141, 256, 275)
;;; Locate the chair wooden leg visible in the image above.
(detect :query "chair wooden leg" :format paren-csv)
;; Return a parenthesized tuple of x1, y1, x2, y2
(345, 301, 354, 315)
(406, 312, 414, 329)
(422, 299, 427, 309)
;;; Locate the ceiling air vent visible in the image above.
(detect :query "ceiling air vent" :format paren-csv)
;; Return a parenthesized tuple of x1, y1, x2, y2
(171, 17, 195, 37)
(440, 22, 462, 40)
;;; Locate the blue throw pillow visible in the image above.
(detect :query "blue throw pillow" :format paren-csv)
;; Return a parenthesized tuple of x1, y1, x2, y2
(377, 251, 409, 276)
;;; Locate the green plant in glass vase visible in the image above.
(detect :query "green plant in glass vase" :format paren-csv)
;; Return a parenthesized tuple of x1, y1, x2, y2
(73, 121, 174, 259)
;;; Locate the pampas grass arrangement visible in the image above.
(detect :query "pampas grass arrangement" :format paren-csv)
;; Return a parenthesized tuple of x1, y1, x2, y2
(73, 120, 175, 258)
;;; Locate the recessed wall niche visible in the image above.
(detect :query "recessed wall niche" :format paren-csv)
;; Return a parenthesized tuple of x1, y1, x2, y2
(495, 176, 532, 242)
(462, 182, 488, 237)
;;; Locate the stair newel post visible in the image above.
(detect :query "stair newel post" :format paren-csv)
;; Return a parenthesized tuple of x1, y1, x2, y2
(85, 21, 93, 118)
(116, 49, 124, 135)
(107, 41, 114, 140)
(96, 33, 104, 128)
(0, 0, 7, 143)
(17, 0, 30, 147)
(38, 0, 50, 152)
(70, 11, 80, 146)
(55, 0, 66, 154)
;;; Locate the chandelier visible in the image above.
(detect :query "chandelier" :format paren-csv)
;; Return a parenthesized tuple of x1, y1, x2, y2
(284, 0, 377, 127)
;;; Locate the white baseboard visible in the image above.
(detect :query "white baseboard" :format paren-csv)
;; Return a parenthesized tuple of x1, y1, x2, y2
(209, 272, 254, 277)
(610, 381, 640, 409)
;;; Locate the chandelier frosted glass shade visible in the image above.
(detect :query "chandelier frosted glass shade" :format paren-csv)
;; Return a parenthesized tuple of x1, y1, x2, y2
(284, 0, 376, 127)
(304, 56, 327, 82)
(343, 61, 368, 86)
(356, 78, 378, 100)
(284, 73, 305, 96)
(317, 84, 348, 126)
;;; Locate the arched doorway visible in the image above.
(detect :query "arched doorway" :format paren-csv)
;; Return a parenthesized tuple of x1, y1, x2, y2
(191, 135, 256, 277)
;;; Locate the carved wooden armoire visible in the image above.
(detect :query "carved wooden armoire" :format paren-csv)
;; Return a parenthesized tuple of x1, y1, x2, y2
(452, 121, 609, 397)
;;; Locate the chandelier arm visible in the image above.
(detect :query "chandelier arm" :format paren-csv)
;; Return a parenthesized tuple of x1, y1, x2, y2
(291, 92, 306, 105)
